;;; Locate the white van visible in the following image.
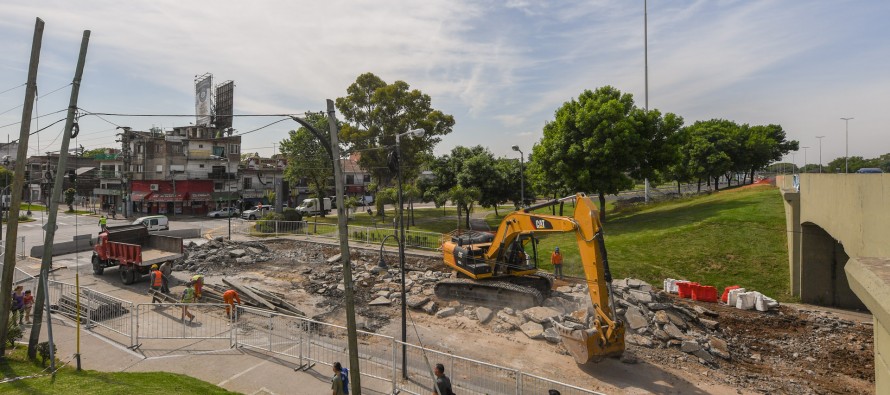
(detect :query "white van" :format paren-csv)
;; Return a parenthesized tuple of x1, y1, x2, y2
(132, 215, 169, 231)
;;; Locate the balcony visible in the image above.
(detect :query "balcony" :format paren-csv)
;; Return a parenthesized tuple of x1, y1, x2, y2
(97, 170, 123, 179)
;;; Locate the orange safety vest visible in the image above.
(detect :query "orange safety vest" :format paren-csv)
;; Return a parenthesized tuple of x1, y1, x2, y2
(551, 252, 563, 265)
(223, 290, 241, 305)
(151, 270, 163, 287)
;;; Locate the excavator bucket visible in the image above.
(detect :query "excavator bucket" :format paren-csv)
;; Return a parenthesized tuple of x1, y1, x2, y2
(554, 321, 624, 364)
(554, 323, 599, 364)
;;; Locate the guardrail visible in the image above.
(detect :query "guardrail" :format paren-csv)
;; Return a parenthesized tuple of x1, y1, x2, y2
(0, 236, 27, 261)
(239, 220, 444, 251)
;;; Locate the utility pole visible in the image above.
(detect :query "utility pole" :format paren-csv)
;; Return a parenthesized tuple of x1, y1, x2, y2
(0, 18, 44, 355)
(643, 0, 650, 203)
(327, 100, 362, 394)
(29, 30, 90, 362)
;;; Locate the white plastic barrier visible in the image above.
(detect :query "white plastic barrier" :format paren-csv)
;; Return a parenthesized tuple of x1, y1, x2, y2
(662, 278, 681, 294)
(727, 288, 747, 307)
(735, 291, 761, 310)
(755, 294, 779, 311)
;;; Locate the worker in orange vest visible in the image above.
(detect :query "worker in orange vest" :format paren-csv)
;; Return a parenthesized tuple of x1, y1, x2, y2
(149, 264, 163, 294)
(191, 274, 205, 300)
(551, 247, 563, 280)
(223, 289, 242, 320)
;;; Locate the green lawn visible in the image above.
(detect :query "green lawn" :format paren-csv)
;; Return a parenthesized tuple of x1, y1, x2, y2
(530, 186, 792, 301)
(0, 348, 235, 394)
(20, 203, 46, 212)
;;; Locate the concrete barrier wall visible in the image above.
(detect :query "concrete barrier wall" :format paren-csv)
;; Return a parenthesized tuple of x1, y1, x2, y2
(155, 229, 201, 239)
(147, 234, 184, 254)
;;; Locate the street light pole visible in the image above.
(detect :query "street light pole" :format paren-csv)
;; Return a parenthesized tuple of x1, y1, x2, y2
(511, 145, 524, 206)
(840, 117, 853, 173)
(801, 146, 809, 173)
(816, 136, 824, 173)
(395, 128, 424, 379)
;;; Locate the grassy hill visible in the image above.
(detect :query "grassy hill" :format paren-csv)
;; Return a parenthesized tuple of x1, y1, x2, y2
(527, 185, 792, 301)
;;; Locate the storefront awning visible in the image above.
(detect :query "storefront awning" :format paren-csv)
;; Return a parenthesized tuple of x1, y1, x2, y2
(148, 192, 187, 202)
(210, 191, 241, 201)
(131, 191, 152, 201)
(189, 192, 213, 201)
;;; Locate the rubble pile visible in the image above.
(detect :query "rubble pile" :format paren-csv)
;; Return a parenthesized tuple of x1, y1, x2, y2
(611, 278, 730, 365)
(174, 237, 278, 273)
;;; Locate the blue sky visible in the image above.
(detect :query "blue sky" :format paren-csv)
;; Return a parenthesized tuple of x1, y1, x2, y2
(0, 0, 887, 166)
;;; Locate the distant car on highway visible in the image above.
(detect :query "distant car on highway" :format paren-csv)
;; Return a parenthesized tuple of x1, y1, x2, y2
(207, 207, 240, 218)
(855, 168, 883, 173)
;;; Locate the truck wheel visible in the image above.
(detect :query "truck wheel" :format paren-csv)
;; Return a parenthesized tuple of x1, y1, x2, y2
(91, 255, 104, 275)
(120, 268, 136, 285)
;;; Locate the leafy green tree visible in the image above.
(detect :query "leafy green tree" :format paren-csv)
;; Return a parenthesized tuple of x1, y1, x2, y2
(493, 157, 522, 212)
(64, 188, 76, 212)
(449, 185, 480, 229)
(532, 86, 641, 220)
(683, 119, 740, 191)
(279, 113, 334, 216)
(827, 156, 871, 173)
(335, 73, 455, 185)
(628, 108, 684, 184)
(742, 124, 798, 183)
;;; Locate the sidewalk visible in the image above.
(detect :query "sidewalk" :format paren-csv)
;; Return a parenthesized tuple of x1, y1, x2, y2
(14, 254, 394, 394)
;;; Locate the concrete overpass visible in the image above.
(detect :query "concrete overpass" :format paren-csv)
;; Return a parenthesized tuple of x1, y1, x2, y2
(777, 174, 889, 391)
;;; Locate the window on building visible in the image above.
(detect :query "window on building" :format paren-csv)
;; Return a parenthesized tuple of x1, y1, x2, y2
(346, 175, 355, 185)
(155, 165, 163, 173)
(243, 177, 252, 189)
(172, 144, 183, 154)
(199, 164, 205, 168)
(213, 146, 225, 157)
(155, 144, 161, 153)
(198, 144, 204, 148)
(363, 174, 371, 183)
(214, 182, 223, 191)
(230, 144, 240, 154)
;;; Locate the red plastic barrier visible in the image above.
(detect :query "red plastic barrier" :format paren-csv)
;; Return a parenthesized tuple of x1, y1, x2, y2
(692, 285, 718, 303)
(676, 281, 698, 298)
(721, 285, 741, 303)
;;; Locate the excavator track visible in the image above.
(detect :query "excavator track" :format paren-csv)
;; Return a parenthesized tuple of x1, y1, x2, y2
(434, 278, 544, 310)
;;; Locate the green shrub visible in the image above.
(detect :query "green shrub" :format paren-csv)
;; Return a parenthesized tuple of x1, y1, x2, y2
(282, 208, 303, 222)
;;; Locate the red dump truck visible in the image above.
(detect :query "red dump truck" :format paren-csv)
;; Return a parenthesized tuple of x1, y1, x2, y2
(91, 224, 184, 285)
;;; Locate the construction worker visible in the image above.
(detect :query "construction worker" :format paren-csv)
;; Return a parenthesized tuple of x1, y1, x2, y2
(223, 289, 242, 320)
(181, 281, 196, 323)
(148, 264, 163, 294)
(99, 215, 107, 232)
(191, 274, 205, 300)
(159, 261, 172, 294)
(551, 247, 563, 280)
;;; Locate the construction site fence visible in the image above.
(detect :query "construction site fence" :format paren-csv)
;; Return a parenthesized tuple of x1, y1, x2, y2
(0, 236, 28, 261)
(232, 305, 604, 395)
(237, 220, 444, 251)
(25, 281, 601, 394)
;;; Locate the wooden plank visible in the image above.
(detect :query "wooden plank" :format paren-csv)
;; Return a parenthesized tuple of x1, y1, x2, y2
(222, 278, 278, 312)
(247, 285, 305, 316)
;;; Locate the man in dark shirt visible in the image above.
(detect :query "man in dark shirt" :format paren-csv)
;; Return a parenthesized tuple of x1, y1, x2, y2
(432, 363, 453, 395)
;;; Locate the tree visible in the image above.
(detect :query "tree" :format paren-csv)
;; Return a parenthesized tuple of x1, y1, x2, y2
(743, 124, 798, 183)
(64, 188, 76, 212)
(627, 108, 684, 184)
(279, 113, 334, 216)
(449, 185, 480, 230)
(430, 146, 495, 227)
(683, 119, 740, 191)
(335, 73, 455, 185)
(531, 86, 642, 220)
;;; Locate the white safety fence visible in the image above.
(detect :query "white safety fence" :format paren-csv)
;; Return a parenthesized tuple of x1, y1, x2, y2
(236, 220, 444, 251)
(0, 236, 28, 261)
(26, 280, 602, 395)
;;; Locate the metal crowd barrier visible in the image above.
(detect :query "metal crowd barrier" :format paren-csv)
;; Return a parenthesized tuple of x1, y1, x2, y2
(133, 303, 232, 345)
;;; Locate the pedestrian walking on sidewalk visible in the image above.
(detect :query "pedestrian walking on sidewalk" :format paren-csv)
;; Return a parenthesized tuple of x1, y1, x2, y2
(551, 247, 563, 280)
(159, 261, 172, 294)
(223, 289, 242, 320)
(432, 363, 454, 395)
(10, 286, 25, 325)
(180, 281, 196, 323)
(23, 290, 34, 324)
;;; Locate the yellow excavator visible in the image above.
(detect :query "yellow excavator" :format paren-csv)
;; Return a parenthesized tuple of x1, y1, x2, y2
(438, 192, 625, 363)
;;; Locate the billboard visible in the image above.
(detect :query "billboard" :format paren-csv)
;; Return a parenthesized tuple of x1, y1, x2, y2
(214, 80, 234, 130)
(195, 74, 213, 126)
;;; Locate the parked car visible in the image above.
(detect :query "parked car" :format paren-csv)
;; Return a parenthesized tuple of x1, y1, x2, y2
(131, 215, 169, 231)
(855, 168, 883, 173)
(241, 204, 272, 220)
(208, 207, 240, 218)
